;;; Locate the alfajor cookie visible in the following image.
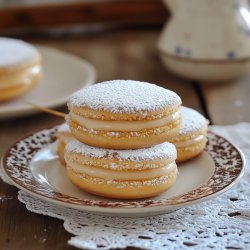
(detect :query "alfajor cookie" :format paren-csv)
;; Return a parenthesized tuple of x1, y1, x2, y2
(67, 80, 182, 149)
(56, 123, 73, 165)
(0, 37, 42, 101)
(169, 107, 209, 163)
(65, 139, 178, 199)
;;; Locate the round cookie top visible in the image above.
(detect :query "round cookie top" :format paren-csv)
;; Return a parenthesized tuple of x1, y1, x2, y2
(66, 139, 177, 162)
(179, 107, 208, 135)
(0, 38, 38, 68)
(68, 80, 181, 114)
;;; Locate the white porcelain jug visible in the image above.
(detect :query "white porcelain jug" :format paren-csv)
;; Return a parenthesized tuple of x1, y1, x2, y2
(158, 0, 250, 82)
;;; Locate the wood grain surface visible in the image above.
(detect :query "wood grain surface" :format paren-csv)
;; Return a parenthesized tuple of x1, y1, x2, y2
(201, 75, 250, 125)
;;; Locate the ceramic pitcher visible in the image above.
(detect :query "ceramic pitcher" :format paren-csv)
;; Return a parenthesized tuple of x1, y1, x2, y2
(158, 0, 250, 82)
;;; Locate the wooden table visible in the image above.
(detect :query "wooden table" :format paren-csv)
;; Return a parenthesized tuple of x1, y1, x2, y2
(0, 28, 250, 250)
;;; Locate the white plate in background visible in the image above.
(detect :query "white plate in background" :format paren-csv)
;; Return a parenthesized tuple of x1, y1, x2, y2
(0, 46, 96, 119)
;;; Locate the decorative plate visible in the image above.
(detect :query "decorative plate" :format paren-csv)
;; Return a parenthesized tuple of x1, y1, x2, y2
(0, 46, 96, 119)
(1, 126, 245, 216)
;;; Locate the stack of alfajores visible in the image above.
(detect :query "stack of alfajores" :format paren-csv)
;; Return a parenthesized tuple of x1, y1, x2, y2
(57, 80, 208, 199)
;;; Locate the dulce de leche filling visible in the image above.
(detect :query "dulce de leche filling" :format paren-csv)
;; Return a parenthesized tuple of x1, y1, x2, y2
(69, 110, 180, 132)
(172, 135, 205, 148)
(66, 161, 177, 181)
(0, 64, 41, 90)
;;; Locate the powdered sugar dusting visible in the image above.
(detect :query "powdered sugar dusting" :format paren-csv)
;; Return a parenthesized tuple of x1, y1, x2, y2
(66, 139, 176, 162)
(0, 38, 37, 68)
(57, 123, 70, 133)
(68, 80, 181, 113)
(179, 107, 208, 134)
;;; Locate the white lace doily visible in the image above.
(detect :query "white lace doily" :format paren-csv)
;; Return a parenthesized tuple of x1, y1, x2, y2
(1, 123, 250, 250)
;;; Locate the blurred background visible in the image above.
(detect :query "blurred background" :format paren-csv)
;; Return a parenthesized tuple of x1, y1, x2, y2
(1, 0, 250, 124)
(0, 0, 168, 37)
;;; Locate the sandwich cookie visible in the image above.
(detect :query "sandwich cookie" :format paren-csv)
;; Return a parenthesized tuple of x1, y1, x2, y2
(169, 107, 209, 163)
(65, 139, 178, 199)
(0, 38, 42, 101)
(67, 80, 182, 149)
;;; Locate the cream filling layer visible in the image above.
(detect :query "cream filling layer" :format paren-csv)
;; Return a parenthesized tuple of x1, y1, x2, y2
(0, 64, 41, 89)
(173, 135, 205, 148)
(70, 110, 180, 132)
(66, 161, 176, 181)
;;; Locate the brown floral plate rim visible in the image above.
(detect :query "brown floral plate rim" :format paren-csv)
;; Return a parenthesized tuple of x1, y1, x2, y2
(1, 126, 245, 212)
